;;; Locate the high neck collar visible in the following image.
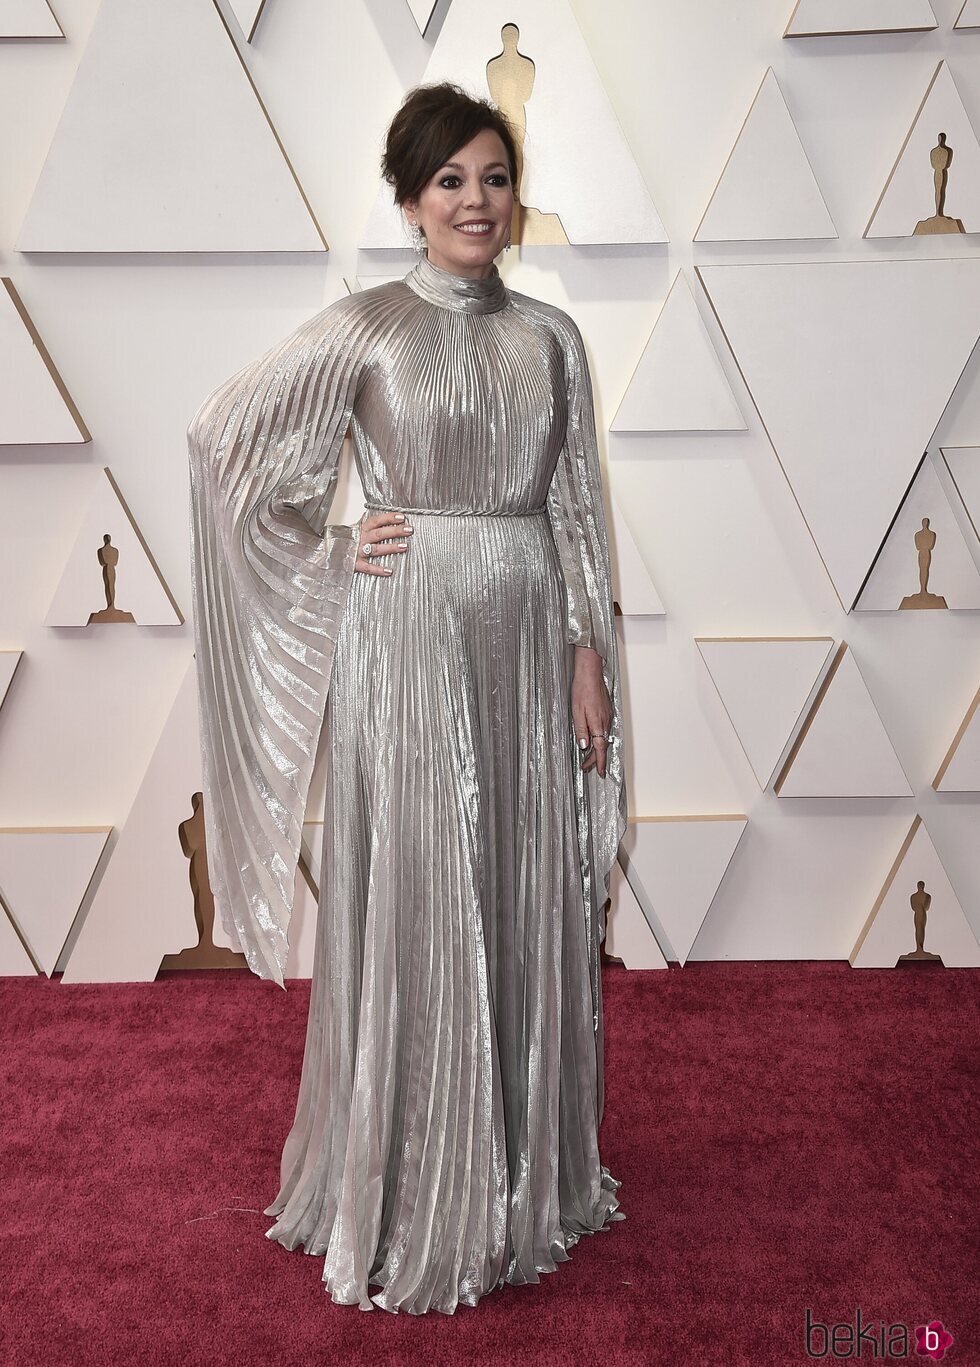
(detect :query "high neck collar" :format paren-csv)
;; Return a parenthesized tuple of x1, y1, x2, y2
(405, 253, 510, 315)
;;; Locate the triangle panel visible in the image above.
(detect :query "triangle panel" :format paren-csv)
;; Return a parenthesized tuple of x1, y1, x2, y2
(227, 0, 266, 42)
(940, 446, 980, 546)
(406, 0, 440, 34)
(604, 860, 669, 970)
(0, 900, 38, 975)
(785, 0, 937, 34)
(16, 0, 324, 251)
(698, 259, 980, 610)
(775, 645, 913, 797)
(611, 271, 746, 432)
(697, 637, 835, 788)
(609, 494, 665, 617)
(933, 686, 980, 792)
(696, 68, 836, 243)
(0, 279, 89, 445)
(45, 467, 182, 627)
(866, 62, 980, 239)
(0, 828, 111, 975)
(0, 651, 23, 715)
(0, 0, 62, 37)
(62, 661, 204, 982)
(621, 815, 748, 965)
(851, 816, 980, 966)
(856, 453, 980, 610)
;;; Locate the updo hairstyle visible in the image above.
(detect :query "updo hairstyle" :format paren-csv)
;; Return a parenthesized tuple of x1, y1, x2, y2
(380, 80, 519, 214)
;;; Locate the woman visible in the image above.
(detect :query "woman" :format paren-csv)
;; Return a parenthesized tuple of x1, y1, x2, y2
(187, 81, 627, 1316)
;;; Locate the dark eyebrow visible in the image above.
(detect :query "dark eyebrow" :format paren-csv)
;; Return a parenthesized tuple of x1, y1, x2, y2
(440, 161, 508, 173)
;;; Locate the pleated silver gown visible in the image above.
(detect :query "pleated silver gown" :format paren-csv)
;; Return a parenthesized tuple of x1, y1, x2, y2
(187, 252, 628, 1315)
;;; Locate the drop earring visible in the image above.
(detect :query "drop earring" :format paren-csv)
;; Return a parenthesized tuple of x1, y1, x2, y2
(408, 219, 426, 256)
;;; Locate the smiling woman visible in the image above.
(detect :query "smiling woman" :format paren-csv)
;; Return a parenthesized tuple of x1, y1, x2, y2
(188, 79, 627, 1317)
(387, 82, 517, 276)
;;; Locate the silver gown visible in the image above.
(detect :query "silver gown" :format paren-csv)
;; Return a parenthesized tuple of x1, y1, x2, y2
(187, 252, 628, 1315)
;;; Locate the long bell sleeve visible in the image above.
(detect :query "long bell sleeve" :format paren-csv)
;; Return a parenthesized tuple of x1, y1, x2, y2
(187, 294, 371, 988)
(545, 310, 629, 1085)
(545, 315, 611, 661)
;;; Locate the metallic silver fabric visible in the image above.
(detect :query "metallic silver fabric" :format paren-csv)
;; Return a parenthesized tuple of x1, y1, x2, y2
(187, 252, 627, 1314)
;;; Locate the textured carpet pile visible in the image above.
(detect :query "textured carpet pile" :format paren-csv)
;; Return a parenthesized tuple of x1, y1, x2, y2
(1, 961, 975, 1365)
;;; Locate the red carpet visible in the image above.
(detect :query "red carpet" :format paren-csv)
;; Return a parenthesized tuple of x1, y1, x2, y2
(1, 962, 976, 1365)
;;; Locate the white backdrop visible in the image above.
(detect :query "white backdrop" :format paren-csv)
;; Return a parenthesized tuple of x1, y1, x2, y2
(1, 0, 978, 974)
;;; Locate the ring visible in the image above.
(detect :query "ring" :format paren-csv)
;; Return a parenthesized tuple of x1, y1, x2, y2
(361, 543, 373, 557)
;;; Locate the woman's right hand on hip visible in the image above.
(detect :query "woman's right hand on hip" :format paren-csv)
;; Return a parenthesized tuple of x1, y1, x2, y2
(353, 510, 414, 575)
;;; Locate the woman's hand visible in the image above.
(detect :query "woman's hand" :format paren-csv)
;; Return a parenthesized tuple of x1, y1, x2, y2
(572, 646, 613, 777)
(353, 510, 414, 575)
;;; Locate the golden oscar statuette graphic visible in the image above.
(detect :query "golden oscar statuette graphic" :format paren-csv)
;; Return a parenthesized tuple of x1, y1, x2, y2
(897, 880, 943, 966)
(487, 24, 568, 247)
(158, 792, 247, 972)
(900, 517, 948, 609)
(914, 132, 966, 236)
(87, 532, 136, 623)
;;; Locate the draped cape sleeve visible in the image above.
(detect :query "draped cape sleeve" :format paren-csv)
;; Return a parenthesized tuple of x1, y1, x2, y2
(545, 309, 629, 1064)
(187, 295, 371, 988)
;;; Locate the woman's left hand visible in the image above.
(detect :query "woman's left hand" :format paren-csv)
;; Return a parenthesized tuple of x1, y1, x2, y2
(571, 646, 613, 778)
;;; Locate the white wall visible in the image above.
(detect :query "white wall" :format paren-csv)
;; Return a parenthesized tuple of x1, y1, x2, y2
(0, 0, 978, 970)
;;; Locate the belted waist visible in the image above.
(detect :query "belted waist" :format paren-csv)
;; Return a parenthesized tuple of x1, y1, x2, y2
(362, 501, 548, 518)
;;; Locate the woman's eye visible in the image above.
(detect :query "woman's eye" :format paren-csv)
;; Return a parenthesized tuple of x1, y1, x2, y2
(439, 174, 509, 189)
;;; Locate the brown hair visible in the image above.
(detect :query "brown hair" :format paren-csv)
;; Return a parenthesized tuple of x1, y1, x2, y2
(380, 81, 519, 209)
